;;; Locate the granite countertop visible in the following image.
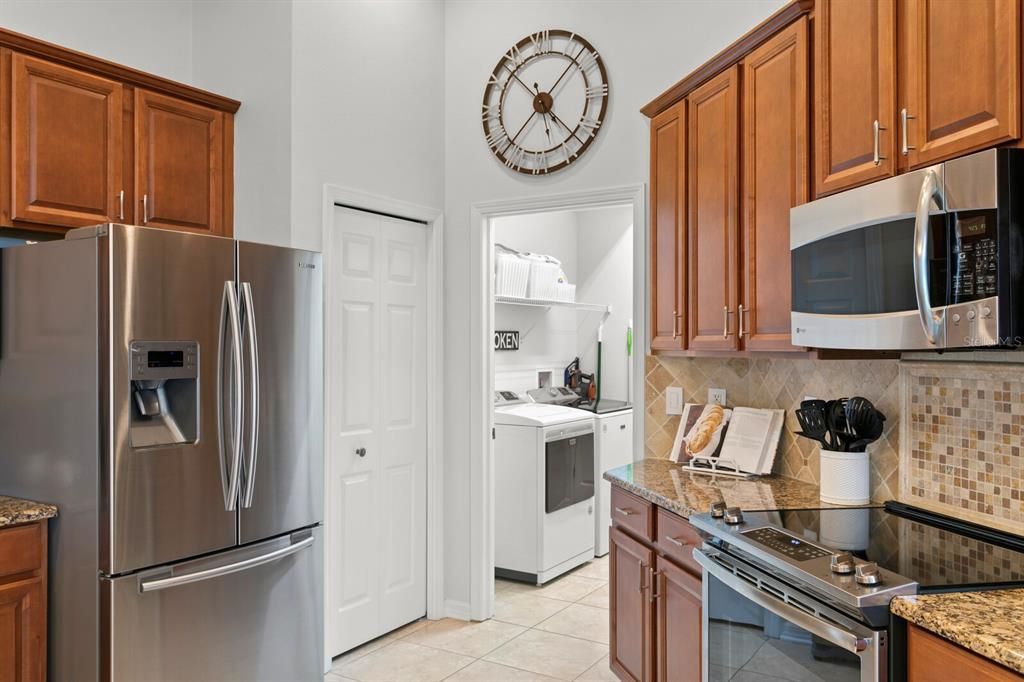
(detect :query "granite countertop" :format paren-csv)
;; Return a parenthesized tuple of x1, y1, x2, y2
(892, 590, 1024, 674)
(603, 458, 841, 517)
(0, 496, 57, 528)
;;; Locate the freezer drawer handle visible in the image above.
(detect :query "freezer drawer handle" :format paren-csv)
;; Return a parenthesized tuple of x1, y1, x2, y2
(241, 282, 261, 508)
(138, 534, 315, 593)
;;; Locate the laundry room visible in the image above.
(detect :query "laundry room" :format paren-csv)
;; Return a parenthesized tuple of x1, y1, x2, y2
(491, 202, 637, 589)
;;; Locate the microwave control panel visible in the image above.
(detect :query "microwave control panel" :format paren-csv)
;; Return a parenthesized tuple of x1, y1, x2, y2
(952, 213, 998, 302)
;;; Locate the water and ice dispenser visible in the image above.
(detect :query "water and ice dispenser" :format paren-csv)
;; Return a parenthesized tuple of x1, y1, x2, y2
(129, 341, 199, 447)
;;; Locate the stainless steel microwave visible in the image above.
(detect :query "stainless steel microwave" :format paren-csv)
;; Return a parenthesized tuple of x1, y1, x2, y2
(790, 148, 1024, 350)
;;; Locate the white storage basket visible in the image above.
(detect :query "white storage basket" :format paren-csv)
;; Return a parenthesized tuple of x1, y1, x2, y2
(526, 256, 562, 301)
(555, 282, 576, 302)
(819, 449, 870, 505)
(495, 245, 530, 298)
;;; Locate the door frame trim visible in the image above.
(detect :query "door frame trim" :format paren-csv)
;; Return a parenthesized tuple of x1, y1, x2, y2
(321, 185, 445, 650)
(470, 183, 647, 621)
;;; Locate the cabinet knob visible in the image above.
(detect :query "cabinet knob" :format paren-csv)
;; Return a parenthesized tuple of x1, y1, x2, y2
(355, 447, 366, 457)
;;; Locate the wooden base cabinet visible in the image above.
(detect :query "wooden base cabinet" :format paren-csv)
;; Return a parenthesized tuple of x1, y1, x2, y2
(609, 489, 703, 682)
(0, 521, 48, 682)
(907, 624, 1023, 681)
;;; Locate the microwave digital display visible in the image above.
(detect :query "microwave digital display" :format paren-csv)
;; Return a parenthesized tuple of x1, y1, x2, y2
(956, 215, 989, 238)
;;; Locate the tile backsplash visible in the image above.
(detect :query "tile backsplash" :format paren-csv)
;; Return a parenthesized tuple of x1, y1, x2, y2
(645, 355, 1024, 530)
(902, 362, 1024, 534)
(644, 355, 901, 502)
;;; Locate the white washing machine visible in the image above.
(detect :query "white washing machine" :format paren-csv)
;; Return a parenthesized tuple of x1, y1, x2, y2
(494, 391, 596, 584)
(526, 389, 635, 557)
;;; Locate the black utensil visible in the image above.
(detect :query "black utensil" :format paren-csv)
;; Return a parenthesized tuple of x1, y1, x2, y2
(826, 398, 851, 451)
(844, 397, 886, 452)
(795, 405, 830, 449)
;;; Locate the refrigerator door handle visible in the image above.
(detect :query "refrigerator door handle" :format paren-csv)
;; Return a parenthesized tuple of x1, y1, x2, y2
(241, 282, 260, 508)
(217, 280, 244, 512)
(137, 532, 315, 593)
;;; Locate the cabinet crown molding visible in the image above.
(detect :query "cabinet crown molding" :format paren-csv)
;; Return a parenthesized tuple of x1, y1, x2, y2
(641, 0, 813, 119)
(0, 26, 241, 113)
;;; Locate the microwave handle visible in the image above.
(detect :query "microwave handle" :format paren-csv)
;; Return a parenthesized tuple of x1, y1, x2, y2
(913, 169, 944, 345)
(694, 548, 870, 655)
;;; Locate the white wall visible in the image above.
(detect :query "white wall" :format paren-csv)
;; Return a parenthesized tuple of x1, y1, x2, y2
(290, 0, 445, 251)
(0, 0, 193, 83)
(192, 0, 293, 246)
(576, 204, 633, 404)
(494, 211, 578, 377)
(442, 0, 787, 605)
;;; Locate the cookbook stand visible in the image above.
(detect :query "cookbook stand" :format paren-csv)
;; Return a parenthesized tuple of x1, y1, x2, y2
(679, 455, 757, 479)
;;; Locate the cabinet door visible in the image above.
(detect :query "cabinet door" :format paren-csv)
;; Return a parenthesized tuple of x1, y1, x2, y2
(742, 19, 809, 352)
(650, 101, 686, 351)
(655, 557, 701, 682)
(135, 89, 225, 235)
(908, 624, 1021, 682)
(687, 66, 740, 351)
(0, 577, 45, 682)
(899, 0, 1020, 168)
(609, 526, 654, 682)
(813, 0, 896, 196)
(7, 53, 123, 228)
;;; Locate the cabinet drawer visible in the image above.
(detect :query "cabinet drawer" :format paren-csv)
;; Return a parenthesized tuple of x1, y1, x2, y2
(0, 522, 43, 581)
(655, 508, 703, 575)
(610, 486, 654, 542)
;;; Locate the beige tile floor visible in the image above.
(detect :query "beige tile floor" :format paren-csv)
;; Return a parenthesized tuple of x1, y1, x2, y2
(327, 555, 615, 682)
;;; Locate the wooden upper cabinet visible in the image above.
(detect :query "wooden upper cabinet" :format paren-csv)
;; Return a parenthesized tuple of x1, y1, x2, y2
(742, 17, 808, 352)
(899, 0, 1020, 168)
(686, 65, 740, 352)
(7, 54, 124, 228)
(814, 0, 897, 197)
(609, 526, 654, 682)
(650, 101, 686, 352)
(135, 89, 225, 235)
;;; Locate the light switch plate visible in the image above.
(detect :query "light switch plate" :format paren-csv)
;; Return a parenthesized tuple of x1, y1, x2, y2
(708, 388, 727, 406)
(665, 387, 684, 415)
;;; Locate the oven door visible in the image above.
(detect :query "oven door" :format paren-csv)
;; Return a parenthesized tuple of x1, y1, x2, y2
(790, 163, 949, 350)
(695, 548, 886, 682)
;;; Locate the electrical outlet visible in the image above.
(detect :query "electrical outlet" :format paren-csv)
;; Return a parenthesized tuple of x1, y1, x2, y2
(665, 387, 684, 415)
(707, 388, 727, 406)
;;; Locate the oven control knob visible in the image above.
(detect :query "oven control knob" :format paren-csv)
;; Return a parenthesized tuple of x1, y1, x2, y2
(983, 306, 993, 318)
(952, 313, 962, 324)
(710, 502, 727, 518)
(723, 507, 744, 525)
(830, 552, 856, 575)
(968, 309, 977, 321)
(855, 561, 883, 586)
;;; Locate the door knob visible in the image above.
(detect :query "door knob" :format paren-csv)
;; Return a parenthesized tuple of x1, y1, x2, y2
(356, 447, 366, 457)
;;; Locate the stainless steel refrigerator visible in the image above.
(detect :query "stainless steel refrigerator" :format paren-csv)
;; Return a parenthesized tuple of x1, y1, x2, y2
(0, 224, 324, 681)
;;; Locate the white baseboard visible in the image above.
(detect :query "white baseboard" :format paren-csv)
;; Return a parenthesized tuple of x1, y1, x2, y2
(443, 599, 473, 621)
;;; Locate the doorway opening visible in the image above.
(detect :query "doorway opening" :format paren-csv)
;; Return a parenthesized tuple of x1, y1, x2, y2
(470, 185, 646, 620)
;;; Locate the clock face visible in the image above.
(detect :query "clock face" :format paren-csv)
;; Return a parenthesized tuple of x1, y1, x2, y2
(482, 30, 609, 175)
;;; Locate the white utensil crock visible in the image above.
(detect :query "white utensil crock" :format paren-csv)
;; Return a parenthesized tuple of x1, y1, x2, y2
(819, 449, 870, 505)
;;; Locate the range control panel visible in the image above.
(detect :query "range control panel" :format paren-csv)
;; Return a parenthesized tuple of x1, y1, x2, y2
(742, 527, 832, 562)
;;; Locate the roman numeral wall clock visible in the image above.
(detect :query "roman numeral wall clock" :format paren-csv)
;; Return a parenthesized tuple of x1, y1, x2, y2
(482, 30, 609, 175)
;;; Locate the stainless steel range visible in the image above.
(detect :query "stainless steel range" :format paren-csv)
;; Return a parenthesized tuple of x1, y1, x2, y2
(689, 502, 1024, 682)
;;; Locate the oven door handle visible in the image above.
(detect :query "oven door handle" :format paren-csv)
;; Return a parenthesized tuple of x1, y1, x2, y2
(913, 169, 944, 346)
(694, 549, 870, 655)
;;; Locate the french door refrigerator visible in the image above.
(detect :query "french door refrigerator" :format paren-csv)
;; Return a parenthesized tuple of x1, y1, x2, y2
(0, 224, 324, 682)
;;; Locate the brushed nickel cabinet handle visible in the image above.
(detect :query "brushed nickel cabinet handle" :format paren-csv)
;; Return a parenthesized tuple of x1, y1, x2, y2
(649, 567, 661, 603)
(665, 536, 687, 548)
(615, 506, 636, 516)
(738, 304, 750, 338)
(901, 108, 916, 156)
(873, 120, 887, 166)
(672, 310, 679, 339)
(723, 307, 735, 338)
(118, 190, 124, 221)
(142, 194, 149, 224)
(638, 560, 647, 593)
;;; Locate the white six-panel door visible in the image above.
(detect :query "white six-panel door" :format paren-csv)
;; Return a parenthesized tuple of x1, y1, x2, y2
(327, 206, 428, 656)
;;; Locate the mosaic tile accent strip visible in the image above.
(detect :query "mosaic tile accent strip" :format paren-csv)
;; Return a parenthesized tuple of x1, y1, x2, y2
(644, 355, 901, 503)
(901, 362, 1024, 534)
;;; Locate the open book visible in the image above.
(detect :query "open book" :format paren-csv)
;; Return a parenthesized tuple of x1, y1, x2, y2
(672, 403, 784, 476)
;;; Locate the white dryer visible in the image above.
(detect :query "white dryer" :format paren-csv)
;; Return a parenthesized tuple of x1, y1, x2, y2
(494, 392, 595, 584)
